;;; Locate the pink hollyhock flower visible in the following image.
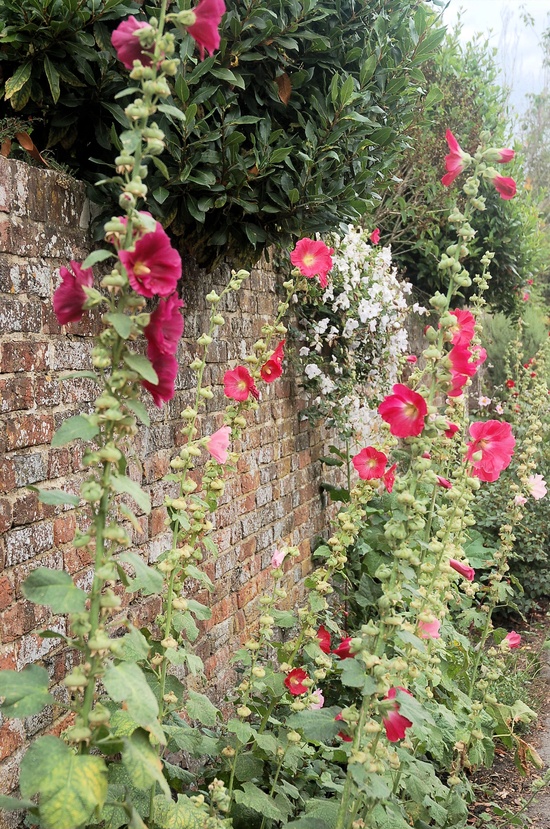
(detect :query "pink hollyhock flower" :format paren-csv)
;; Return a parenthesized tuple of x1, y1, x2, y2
(369, 228, 381, 244)
(53, 260, 94, 325)
(382, 687, 413, 742)
(309, 690, 325, 710)
(333, 637, 353, 660)
(111, 16, 154, 69)
(441, 129, 470, 187)
(206, 425, 231, 464)
(223, 365, 259, 401)
(418, 619, 441, 639)
(378, 384, 428, 438)
(527, 474, 547, 500)
(383, 463, 397, 494)
(523, 291, 530, 302)
(141, 344, 178, 407)
(436, 476, 452, 489)
(260, 339, 285, 383)
(514, 494, 527, 506)
(271, 548, 288, 568)
(335, 712, 353, 742)
(466, 420, 516, 482)
(290, 238, 334, 289)
(449, 308, 475, 348)
(144, 293, 184, 356)
(484, 146, 515, 164)
(352, 447, 387, 481)
(284, 668, 309, 695)
(504, 631, 521, 649)
(187, 0, 226, 61)
(119, 222, 181, 298)
(492, 175, 517, 200)
(449, 558, 475, 581)
(448, 344, 487, 397)
(445, 421, 459, 439)
(406, 354, 418, 364)
(317, 625, 331, 654)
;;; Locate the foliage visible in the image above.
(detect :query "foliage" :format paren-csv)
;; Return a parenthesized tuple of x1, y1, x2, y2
(0, 0, 446, 268)
(482, 303, 550, 389)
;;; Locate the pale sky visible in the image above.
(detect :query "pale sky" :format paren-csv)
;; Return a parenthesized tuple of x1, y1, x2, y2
(442, 0, 549, 116)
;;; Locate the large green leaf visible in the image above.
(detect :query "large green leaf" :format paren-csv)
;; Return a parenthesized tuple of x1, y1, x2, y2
(152, 794, 209, 829)
(0, 664, 54, 717)
(233, 782, 285, 821)
(119, 551, 163, 595)
(103, 663, 163, 741)
(5, 61, 32, 98)
(22, 568, 87, 613)
(51, 415, 99, 447)
(20, 736, 107, 829)
(123, 353, 158, 384)
(185, 690, 219, 726)
(28, 486, 80, 507)
(121, 729, 170, 795)
(286, 706, 341, 743)
(111, 475, 151, 514)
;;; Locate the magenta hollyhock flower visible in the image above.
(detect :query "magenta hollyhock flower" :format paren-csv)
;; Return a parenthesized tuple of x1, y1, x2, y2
(492, 175, 517, 200)
(271, 548, 288, 568)
(260, 339, 285, 383)
(206, 425, 231, 464)
(436, 476, 452, 489)
(449, 308, 475, 348)
(352, 446, 387, 481)
(504, 631, 521, 649)
(333, 637, 353, 660)
(317, 625, 331, 654)
(418, 619, 441, 639)
(445, 421, 459, 439)
(369, 228, 381, 244)
(335, 712, 353, 742)
(449, 558, 475, 582)
(448, 344, 487, 397)
(382, 687, 413, 742)
(118, 222, 181, 298)
(466, 420, 516, 482)
(406, 354, 418, 364)
(441, 129, 470, 187)
(53, 260, 94, 325)
(223, 365, 259, 401)
(495, 148, 515, 163)
(141, 344, 179, 407)
(290, 238, 334, 289)
(111, 16, 154, 69)
(187, 0, 226, 60)
(144, 293, 184, 356)
(383, 463, 397, 494)
(378, 384, 428, 438)
(284, 668, 309, 695)
(309, 690, 325, 710)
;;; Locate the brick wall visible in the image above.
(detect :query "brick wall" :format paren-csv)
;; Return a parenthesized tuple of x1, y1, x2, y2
(0, 156, 334, 798)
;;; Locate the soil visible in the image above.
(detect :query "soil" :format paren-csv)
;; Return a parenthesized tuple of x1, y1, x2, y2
(468, 609, 550, 828)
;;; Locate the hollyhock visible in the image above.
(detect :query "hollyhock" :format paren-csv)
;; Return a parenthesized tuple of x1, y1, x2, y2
(527, 474, 547, 500)
(406, 354, 418, 364)
(187, 0, 226, 60)
(111, 16, 154, 69)
(504, 631, 522, 649)
(144, 293, 184, 356)
(448, 344, 486, 397)
(466, 420, 515, 482)
(260, 339, 285, 383)
(418, 619, 441, 639)
(492, 174, 517, 200)
(309, 690, 325, 710)
(206, 425, 231, 464)
(449, 558, 475, 582)
(53, 260, 94, 325)
(383, 463, 397, 494)
(352, 447, 387, 481)
(141, 344, 178, 407)
(514, 494, 527, 506)
(223, 365, 259, 401)
(505, 379, 515, 388)
(335, 712, 353, 742)
(441, 129, 471, 187)
(119, 222, 181, 298)
(449, 308, 475, 348)
(445, 421, 459, 439)
(436, 476, 452, 489)
(369, 228, 381, 244)
(523, 291, 530, 302)
(378, 384, 427, 438)
(333, 637, 353, 659)
(317, 625, 331, 654)
(290, 238, 334, 289)
(382, 687, 413, 742)
(483, 146, 515, 164)
(284, 668, 309, 695)
(271, 548, 288, 568)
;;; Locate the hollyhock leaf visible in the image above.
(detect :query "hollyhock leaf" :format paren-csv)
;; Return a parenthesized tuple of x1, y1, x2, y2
(0, 665, 54, 718)
(121, 730, 170, 796)
(186, 690, 219, 726)
(125, 398, 151, 427)
(52, 415, 99, 447)
(105, 312, 133, 339)
(22, 568, 87, 613)
(119, 551, 163, 596)
(285, 707, 342, 743)
(0, 795, 37, 812)
(228, 718, 255, 744)
(124, 352, 159, 384)
(271, 609, 296, 628)
(234, 783, 285, 821)
(111, 474, 151, 514)
(235, 753, 265, 783)
(186, 599, 212, 621)
(81, 249, 114, 269)
(104, 664, 162, 735)
(29, 487, 80, 507)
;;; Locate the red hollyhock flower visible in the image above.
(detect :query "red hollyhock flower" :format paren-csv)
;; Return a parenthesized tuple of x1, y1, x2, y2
(144, 293, 184, 356)
(333, 637, 353, 659)
(445, 421, 459, 439)
(449, 308, 475, 348)
(449, 558, 475, 581)
(352, 447, 387, 480)
(504, 631, 521, 649)
(111, 16, 154, 69)
(505, 379, 515, 388)
(492, 175, 517, 200)
(260, 339, 285, 383)
(317, 625, 331, 654)
(290, 238, 334, 289)
(382, 687, 413, 742)
(187, 0, 226, 60)
(284, 668, 309, 695)
(335, 712, 353, 742)
(369, 228, 381, 244)
(378, 384, 427, 438)
(119, 222, 181, 298)
(383, 463, 397, 494)
(441, 129, 470, 187)
(53, 260, 94, 325)
(223, 366, 259, 401)
(141, 344, 178, 407)
(466, 420, 516, 482)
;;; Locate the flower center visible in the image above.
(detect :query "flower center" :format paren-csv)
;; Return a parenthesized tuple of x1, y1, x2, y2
(404, 403, 418, 418)
(133, 261, 151, 276)
(302, 253, 315, 267)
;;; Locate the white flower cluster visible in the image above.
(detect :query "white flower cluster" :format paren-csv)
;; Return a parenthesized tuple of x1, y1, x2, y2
(296, 225, 425, 443)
